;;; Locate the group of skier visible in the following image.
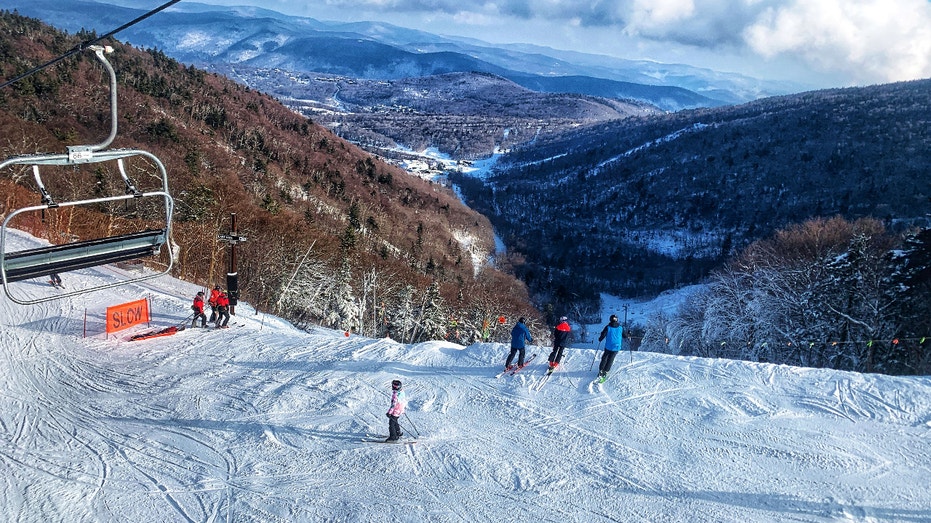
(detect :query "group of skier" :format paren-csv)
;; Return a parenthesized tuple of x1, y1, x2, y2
(506, 314, 625, 382)
(385, 315, 622, 443)
(191, 285, 231, 329)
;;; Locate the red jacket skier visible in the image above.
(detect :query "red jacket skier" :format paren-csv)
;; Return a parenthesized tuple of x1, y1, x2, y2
(191, 292, 207, 328)
(215, 291, 231, 328)
(547, 316, 571, 370)
(208, 285, 222, 323)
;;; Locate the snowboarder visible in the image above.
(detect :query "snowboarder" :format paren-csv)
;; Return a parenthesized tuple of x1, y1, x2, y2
(386, 379, 407, 442)
(191, 291, 207, 328)
(215, 291, 230, 328)
(596, 314, 624, 381)
(547, 316, 571, 370)
(208, 285, 221, 323)
(505, 317, 533, 370)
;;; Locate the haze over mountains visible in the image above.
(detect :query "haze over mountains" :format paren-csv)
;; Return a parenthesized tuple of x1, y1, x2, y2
(5, 0, 801, 110)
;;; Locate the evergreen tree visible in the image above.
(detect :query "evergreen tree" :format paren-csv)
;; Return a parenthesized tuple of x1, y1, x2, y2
(823, 232, 895, 372)
(322, 256, 359, 332)
(389, 285, 417, 343)
(419, 281, 448, 341)
(887, 228, 931, 373)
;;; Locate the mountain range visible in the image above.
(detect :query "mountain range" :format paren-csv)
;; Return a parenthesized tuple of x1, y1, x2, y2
(4, 0, 802, 111)
(455, 79, 931, 305)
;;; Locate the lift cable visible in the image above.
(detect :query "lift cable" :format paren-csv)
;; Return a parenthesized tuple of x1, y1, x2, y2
(0, 0, 182, 90)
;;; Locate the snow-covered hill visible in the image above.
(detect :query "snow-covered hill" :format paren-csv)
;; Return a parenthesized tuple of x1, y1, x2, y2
(1, 229, 930, 522)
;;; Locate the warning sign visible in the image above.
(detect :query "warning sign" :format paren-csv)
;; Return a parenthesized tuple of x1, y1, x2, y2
(106, 298, 150, 334)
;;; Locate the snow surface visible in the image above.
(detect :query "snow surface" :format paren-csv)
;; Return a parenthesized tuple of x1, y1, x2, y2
(2, 230, 931, 522)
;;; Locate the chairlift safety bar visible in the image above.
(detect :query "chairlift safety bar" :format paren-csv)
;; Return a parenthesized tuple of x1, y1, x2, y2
(0, 149, 175, 305)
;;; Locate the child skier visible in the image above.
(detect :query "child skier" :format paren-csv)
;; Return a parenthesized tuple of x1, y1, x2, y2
(386, 379, 407, 442)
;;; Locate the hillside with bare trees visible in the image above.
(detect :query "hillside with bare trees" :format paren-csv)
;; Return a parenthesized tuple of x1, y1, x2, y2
(0, 12, 542, 343)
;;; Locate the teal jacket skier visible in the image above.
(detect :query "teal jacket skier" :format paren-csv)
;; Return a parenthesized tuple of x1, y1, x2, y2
(597, 315, 623, 380)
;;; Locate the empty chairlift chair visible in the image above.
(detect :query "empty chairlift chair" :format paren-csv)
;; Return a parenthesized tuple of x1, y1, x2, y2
(0, 45, 175, 305)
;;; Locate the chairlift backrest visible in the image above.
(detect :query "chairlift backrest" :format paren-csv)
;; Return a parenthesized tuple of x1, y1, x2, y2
(0, 46, 175, 305)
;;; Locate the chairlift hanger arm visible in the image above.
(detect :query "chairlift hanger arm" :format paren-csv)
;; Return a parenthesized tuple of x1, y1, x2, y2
(0, 4, 180, 306)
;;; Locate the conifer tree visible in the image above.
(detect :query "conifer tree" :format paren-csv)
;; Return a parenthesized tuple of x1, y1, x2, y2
(419, 280, 448, 341)
(389, 285, 417, 343)
(323, 256, 359, 333)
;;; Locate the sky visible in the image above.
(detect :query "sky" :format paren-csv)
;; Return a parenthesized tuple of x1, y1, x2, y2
(189, 0, 931, 88)
(2, 226, 930, 521)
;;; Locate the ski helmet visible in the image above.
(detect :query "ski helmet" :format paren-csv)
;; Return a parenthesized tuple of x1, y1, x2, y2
(391, 380, 402, 390)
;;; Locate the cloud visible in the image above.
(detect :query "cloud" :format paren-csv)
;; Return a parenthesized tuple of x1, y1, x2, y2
(744, 0, 931, 84)
(309, 0, 931, 85)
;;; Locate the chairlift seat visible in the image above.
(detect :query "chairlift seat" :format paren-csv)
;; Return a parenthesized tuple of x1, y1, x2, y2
(2, 229, 167, 284)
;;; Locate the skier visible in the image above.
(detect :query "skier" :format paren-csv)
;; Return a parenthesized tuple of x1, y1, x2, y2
(208, 285, 221, 324)
(596, 314, 624, 381)
(505, 317, 532, 370)
(385, 379, 407, 442)
(191, 291, 208, 328)
(215, 291, 230, 328)
(547, 316, 571, 371)
(48, 273, 62, 287)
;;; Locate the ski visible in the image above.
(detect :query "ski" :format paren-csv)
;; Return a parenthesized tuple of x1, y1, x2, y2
(508, 353, 537, 376)
(533, 360, 564, 391)
(496, 353, 536, 378)
(361, 438, 417, 444)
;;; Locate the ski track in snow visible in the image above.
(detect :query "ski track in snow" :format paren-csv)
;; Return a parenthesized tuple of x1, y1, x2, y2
(1, 229, 931, 522)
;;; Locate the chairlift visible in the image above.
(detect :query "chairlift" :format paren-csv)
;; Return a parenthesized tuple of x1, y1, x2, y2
(0, 45, 175, 305)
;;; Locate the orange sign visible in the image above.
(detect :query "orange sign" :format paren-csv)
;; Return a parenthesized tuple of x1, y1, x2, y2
(106, 298, 150, 334)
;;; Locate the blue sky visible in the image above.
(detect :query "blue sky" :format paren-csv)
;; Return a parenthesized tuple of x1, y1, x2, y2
(188, 0, 931, 89)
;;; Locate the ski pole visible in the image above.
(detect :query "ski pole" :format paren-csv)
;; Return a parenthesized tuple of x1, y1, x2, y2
(403, 412, 421, 438)
(590, 340, 601, 371)
(178, 311, 195, 328)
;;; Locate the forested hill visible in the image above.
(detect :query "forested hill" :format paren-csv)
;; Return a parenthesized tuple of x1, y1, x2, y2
(0, 12, 540, 341)
(453, 79, 931, 303)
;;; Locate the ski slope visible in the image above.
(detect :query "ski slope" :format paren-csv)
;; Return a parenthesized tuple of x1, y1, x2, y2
(1, 229, 930, 522)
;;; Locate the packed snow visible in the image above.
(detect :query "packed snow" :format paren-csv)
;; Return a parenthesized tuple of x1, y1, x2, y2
(1, 229, 930, 522)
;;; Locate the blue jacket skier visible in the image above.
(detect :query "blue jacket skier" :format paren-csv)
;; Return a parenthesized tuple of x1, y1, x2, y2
(505, 317, 533, 370)
(597, 315, 624, 380)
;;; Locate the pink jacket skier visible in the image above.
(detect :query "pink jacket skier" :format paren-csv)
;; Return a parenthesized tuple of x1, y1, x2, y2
(386, 380, 407, 441)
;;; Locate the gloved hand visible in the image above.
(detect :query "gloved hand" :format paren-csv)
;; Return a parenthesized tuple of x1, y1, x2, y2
(386, 412, 391, 418)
